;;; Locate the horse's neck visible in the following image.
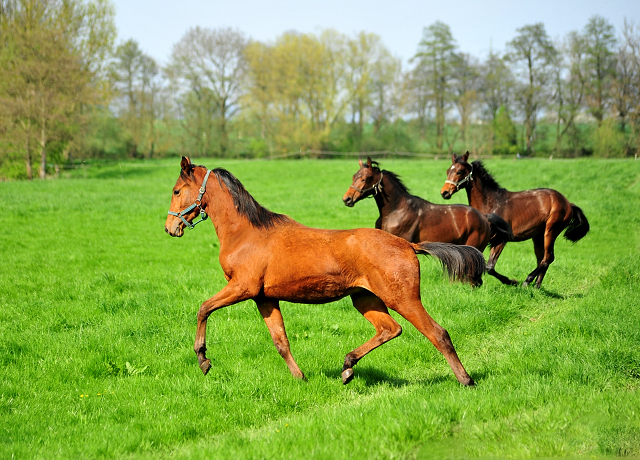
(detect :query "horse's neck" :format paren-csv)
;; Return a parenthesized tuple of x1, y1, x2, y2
(206, 184, 255, 250)
(374, 174, 407, 216)
(466, 178, 499, 213)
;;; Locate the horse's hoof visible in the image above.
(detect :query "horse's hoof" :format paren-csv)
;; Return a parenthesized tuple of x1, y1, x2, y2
(463, 377, 476, 387)
(199, 359, 212, 375)
(509, 279, 519, 286)
(342, 368, 354, 385)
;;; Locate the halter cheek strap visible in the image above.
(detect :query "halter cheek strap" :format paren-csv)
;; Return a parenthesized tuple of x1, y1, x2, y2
(350, 172, 384, 198)
(168, 169, 212, 229)
(445, 164, 473, 190)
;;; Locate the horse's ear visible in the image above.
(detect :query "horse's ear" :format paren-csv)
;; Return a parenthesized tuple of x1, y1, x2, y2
(452, 153, 457, 163)
(462, 151, 469, 163)
(359, 158, 364, 168)
(366, 156, 372, 168)
(181, 156, 191, 172)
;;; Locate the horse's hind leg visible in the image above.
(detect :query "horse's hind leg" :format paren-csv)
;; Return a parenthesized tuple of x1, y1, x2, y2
(524, 228, 559, 288)
(342, 292, 402, 385)
(256, 299, 306, 381)
(487, 242, 518, 285)
(391, 300, 474, 386)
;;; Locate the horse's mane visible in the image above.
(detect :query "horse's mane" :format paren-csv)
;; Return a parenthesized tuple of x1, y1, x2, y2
(469, 160, 503, 191)
(212, 168, 291, 229)
(369, 161, 411, 194)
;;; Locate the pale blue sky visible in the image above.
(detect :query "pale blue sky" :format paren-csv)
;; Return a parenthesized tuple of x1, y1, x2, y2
(111, 0, 640, 65)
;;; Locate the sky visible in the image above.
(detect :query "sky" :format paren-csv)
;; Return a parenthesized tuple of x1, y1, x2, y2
(111, 0, 640, 66)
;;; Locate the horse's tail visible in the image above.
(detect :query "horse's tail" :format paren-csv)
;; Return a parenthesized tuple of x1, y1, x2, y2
(485, 213, 513, 247)
(564, 204, 590, 242)
(412, 242, 486, 287)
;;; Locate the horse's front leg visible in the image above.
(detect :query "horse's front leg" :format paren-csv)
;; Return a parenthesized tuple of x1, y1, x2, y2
(194, 282, 252, 375)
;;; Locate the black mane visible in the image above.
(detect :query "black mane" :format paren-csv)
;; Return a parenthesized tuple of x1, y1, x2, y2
(369, 161, 411, 194)
(212, 168, 290, 229)
(469, 160, 503, 191)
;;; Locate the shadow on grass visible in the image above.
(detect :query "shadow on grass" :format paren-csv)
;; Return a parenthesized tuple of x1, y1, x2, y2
(320, 366, 465, 388)
(537, 288, 584, 300)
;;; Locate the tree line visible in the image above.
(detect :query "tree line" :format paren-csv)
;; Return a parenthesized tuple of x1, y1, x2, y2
(1, 0, 639, 179)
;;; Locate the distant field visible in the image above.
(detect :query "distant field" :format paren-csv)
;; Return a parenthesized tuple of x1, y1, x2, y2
(1, 157, 639, 459)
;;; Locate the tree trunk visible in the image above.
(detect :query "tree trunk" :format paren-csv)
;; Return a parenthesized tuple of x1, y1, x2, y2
(38, 122, 47, 179)
(25, 133, 33, 180)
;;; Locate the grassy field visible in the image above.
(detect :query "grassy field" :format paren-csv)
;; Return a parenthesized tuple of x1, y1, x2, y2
(1, 157, 639, 459)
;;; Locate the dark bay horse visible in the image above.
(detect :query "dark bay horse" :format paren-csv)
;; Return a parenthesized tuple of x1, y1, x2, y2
(166, 157, 485, 386)
(440, 152, 590, 288)
(343, 157, 512, 282)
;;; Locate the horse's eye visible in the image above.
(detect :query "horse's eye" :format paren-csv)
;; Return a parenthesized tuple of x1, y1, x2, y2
(173, 190, 180, 196)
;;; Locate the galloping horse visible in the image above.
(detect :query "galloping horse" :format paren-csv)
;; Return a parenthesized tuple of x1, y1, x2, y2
(343, 157, 512, 282)
(166, 157, 484, 386)
(440, 152, 590, 288)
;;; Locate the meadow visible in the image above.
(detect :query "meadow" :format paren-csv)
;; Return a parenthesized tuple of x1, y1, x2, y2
(1, 156, 639, 459)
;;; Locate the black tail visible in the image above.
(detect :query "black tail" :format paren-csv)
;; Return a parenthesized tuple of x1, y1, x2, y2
(412, 242, 486, 286)
(485, 213, 513, 247)
(564, 204, 590, 242)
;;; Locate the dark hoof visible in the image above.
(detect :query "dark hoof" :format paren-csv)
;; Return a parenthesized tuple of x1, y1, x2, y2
(463, 377, 476, 387)
(199, 359, 212, 375)
(509, 279, 519, 286)
(341, 368, 354, 385)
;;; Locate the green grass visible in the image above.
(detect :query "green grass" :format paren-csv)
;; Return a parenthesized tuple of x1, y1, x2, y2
(1, 157, 639, 459)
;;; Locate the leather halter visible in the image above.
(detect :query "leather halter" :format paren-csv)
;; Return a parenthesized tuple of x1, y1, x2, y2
(168, 169, 212, 229)
(445, 164, 474, 191)
(350, 172, 384, 198)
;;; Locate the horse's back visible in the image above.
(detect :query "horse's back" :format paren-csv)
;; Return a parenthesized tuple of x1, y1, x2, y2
(260, 225, 418, 302)
(416, 202, 491, 249)
(501, 188, 573, 239)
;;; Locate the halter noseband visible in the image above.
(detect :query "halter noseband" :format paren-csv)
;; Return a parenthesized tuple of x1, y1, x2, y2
(445, 163, 473, 190)
(350, 172, 384, 198)
(168, 169, 212, 229)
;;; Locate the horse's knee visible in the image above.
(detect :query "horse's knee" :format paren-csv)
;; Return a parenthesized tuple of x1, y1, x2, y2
(382, 322, 402, 341)
(435, 327, 456, 353)
(272, 338, 291, 357)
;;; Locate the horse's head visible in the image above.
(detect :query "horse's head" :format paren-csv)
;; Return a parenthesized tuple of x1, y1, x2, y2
(342, 157, 382, 207)
(441, 152, 472, 200)
(165, 157, 210, 237)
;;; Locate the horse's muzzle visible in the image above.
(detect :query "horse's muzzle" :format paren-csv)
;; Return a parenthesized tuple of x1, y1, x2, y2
(343, 196, 355, 207)
(165, 223, 184, 237)
(441, 190, 452, 200)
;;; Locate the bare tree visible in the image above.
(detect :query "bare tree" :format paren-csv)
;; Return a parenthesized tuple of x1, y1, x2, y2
(413, 21, 457, 153)
(583, 15, 617, 126)
(167, 27, 248, 156)
(506, 23, 557, 155)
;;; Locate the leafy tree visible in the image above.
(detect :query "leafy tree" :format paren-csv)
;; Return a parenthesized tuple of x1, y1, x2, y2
(492, 105, 518, 155)
(506, 22, 557, 155)
(0, 0, 115, 179)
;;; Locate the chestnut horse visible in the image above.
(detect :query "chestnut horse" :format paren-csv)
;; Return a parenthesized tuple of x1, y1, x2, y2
(343, 157, 512, 282)
(166, 157, 484, 386)
(441, 152, 590, 288)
